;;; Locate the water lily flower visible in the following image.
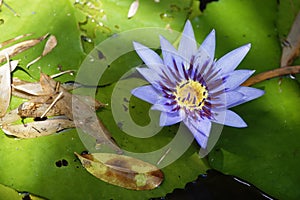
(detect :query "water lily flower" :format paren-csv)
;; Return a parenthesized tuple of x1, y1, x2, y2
(131, 20, 264, 149)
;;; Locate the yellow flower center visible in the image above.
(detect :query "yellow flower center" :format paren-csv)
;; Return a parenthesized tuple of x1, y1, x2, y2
(174, 79, 208, 110)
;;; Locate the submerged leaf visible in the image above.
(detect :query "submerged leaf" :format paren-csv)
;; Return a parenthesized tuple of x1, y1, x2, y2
(75, 152, 164, 190)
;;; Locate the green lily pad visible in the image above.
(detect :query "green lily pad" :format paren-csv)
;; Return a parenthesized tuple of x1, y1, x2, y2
(194, 0, 300, 199)
(0, 0, 213, 199)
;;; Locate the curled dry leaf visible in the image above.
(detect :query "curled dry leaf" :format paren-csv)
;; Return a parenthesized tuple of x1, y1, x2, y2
(27, 35, 57, 68)
(38, 73, 122, 153)
(281, 11, 300, 67)
(0, 108, 20, 126)
(12, 77, 45, 97)
(2, 117, 75, 138)
(0, 34, 48, 63)
(12, 73, 122, 153)
(18, 101, 63, 118)
(0, 60, 18, 117)
(42, 35, 57, 56)
(75, 152, 164, 190)
(0, 33, 32, 49)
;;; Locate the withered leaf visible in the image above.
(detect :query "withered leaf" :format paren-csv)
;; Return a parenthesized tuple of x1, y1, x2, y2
(2, 117, 75, 138)
(281, 11, 300, 67)
(0, 33, 32, 49)
(0, 34, 48, 63)
(42, 35, 57, 56)
(13, 73, 122, 153)
(27, 35, 57, 68)
(75, 152, 164, 190)
(0, 60, 18, 117)
(39, 73, 122, 153)
(12, 78, 45, 97)
(18, 101, 63, 118)
(0, 108, 20, 125)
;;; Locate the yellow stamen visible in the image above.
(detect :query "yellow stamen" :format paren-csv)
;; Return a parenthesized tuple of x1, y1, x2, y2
(174, 79, 208, 110)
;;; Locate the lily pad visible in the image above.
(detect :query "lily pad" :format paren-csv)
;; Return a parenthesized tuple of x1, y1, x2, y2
(194, 0, 300, 199)
(0, 0, 212, 199)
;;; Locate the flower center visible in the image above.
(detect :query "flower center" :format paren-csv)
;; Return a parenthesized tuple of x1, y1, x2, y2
(174, 79, 208, 110)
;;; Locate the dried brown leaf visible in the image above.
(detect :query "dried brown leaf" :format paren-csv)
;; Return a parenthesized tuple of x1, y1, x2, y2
(0, 33, 32, 49)
(18, 101, 63, 118)
(0, 34, 48, 63)
(0, 108, 20, 126)
(15, 73, 122, 153)
(2, 117, 75, 138)
(281, 11, 300, 67)
(0, 60, 18, 117)
(42, 35, 57, 56)
(75, 152, 164, 190)
(26, 35, 57, 68)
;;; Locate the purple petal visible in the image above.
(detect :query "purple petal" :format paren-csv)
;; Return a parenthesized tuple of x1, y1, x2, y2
(133, 41, 164, 73)
(184, 118, 212, 148)
(213, 110, 247, 128)
(223, 70, 255, 91)
(131, 85, 161, 104)
(228, 86, 265, 108)
(151, 97, 176, 112)
(178, 20, 197, 65)
(216, 44, 251, 74)
(136, 68, 162, 89)
(160, 36, 178, 66)
(200, 29, 215, 60)
(194, 47, 212, 75)
(224, 91, 244, 108)
(159, 110, 185, 126)
(160, 36, 185, 79)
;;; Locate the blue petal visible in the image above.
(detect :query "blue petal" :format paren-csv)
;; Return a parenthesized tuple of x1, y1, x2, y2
(228, 86, 265, 108)
(159, 110, 185, 126)
(225, 91, 244, 108)
(211, 90, 244, 109)
(133, 41, 164, 74)
(184, 118, 212, 148)
(216, 44, 251, 74)
(160, 36, 185, 79)
(151, 97, 176, 112)
(200, 29, 215, 60)
(131, 85, 161, 104)
(223, 70, 255, 91)
(194, 46, 213, 74)
(136, 68, 162, 89)
(178, 20, 197, 65)
(213, 110, 247, 128)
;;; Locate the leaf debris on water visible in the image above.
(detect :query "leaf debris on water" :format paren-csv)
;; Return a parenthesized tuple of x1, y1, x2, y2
(75, 152, 163, 190)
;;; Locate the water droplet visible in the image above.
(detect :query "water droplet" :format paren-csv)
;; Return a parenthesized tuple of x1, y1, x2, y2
(160, 13, 174, 22)
(81, 35, 93, 43)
